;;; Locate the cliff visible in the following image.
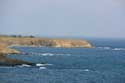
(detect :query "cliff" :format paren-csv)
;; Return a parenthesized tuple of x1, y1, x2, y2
(0, 36, 92, 54)
(0, 36, 92, 66)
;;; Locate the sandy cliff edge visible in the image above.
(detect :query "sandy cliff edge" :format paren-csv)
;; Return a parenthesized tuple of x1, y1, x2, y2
(0, 36, 92, 54)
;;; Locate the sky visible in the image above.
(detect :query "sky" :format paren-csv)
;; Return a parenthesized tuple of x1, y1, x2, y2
(0, 0, 125, 38)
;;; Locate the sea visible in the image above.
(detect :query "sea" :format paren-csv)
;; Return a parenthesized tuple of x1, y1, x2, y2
(0, 38, 125, 83)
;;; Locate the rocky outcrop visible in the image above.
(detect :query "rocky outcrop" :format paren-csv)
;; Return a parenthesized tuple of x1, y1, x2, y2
(0, 54, 34, 66)
(0, 48, 20, 54)
(0, 37, 92, 48)
(52, 39, 92, 48)
(0, 43, 20, 54)
(0, 36, 92, 54)
(0, 36, 92, 66)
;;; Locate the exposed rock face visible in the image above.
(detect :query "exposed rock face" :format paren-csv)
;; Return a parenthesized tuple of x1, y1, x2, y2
(0, 48, 20, 54)
(0, 36, 92, 66)
(0, 54, 34, 66)
(52, 39, 92, 48)
(0, 36, 92, 54)
(0, 43, 20, 54)
(0, 37, 92, 48)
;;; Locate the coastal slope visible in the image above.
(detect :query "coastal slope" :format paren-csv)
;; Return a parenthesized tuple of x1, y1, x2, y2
(0, 36, 92, 66)
(0, 36, 92, 54)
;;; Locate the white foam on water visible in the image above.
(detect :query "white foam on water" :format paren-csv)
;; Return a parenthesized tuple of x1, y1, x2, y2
(112, 48, 125, 51)
(36, 63, 53, 67)
(96, 46, 125, 51)
(41, 53, 71, 56)
(41, 53, 54, 56)
(97, 47, 111, 50)
(18, 64, 31, 67)
(55, 53, 71, 56)
(83, 69, 90, 72)
(36, 63, 45, 66)
(39, 67, 46, 70)
(38, 53, 71, 56)
(21, 52, 71, 56)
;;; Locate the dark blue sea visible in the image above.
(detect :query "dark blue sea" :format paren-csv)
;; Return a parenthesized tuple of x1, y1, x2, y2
(0, 38, 125, 83)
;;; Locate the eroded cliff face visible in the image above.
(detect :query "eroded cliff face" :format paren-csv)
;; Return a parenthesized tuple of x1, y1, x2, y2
(0, 37, 92, 54)
(52, 39, 92, 48)
(0, 43, 20, 54)
(0, 36, 92, 66)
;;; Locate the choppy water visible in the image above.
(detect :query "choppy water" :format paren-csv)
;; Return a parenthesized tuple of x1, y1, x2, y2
(0, 39, 125, 83)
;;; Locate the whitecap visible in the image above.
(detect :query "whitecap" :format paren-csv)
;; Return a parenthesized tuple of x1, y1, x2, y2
(36, 63, 45, 66)
(36, 63, 53, 67)
(39, 67, 46, 70)
(22, 52, 71, 56)
(112, 48, 125, 51)
(40, 53, 71, 56)
(19, 64, 31, 67)
(97, 47, 111, 50)
(83, 69, 90, 72)
(42, 53, 54, 56)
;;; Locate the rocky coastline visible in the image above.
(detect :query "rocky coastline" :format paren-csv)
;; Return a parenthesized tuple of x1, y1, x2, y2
(0, 36, 92, 66)
(0, 53, 34, 66)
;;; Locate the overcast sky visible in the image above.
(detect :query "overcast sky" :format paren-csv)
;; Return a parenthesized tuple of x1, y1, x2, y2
(0, 0, 125, 38)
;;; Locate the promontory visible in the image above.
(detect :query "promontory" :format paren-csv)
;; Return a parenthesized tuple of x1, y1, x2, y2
(0, 35, 92, 66)
(0, 36, 92, 54)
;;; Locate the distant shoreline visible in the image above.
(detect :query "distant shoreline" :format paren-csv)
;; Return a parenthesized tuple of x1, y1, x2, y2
(0, 36, 92, 54)
(0, 36, 92, 66)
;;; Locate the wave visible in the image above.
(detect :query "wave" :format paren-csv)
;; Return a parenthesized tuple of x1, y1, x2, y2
(18, 64, 31, 67)
(83, 69, 90, 72)
(21, 52, 71, 56)
(17, 63, 52, 69)
(41, 53, 54, 56)
(112, 48, 125, 51)
(41, 53, 71, 56)
(36, 63, 53, 67)
(96, 47, 125, 51)
(39, 67, 46, 70)
(96, 47, 111, 50)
